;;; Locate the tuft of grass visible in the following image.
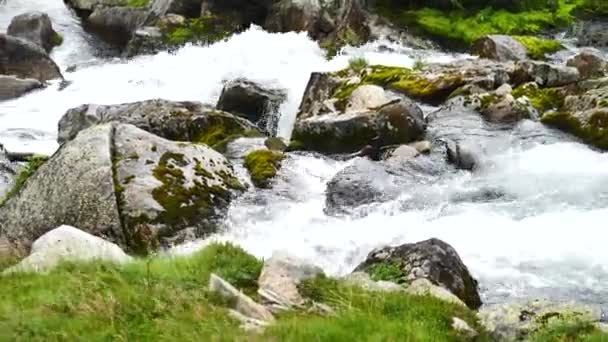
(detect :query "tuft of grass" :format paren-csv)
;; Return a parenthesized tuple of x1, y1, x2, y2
(366, 262, 404, 283)
(413, 57, 428, 70)
(513, 35, 563, 59)
(348, 56, 369, 73)
(527, 319, 606, 341)
(0, 155, 46, 207)
(243, 149, 285, 189)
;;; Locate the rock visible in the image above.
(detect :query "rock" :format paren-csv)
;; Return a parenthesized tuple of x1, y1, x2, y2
(151, 0, 205, 17)
(514, 60, 580, 87)
(343, 272, 403, 292)
(383, 144, 419, 161)
(124, 26, 164, 57)
(0, 123, 243, 254)
(58, 99, 261, 149)
(264, 137, 287, 151)
(576, 20, 608, 48)
(478, 300, 602, 341)
(471, 35, 528, 62)
(566, 49, 607, 79)
(0, 75, 43, 101)
(7, 12, 62, 52)
(200, 0, 273, 27)
(216, 78, 287, 135)
(292, 99, 426, 154)
(257, 252, 324, 309)
(405, 278, 466, 307)
(355, 238, 482, 309)
(227, 309, 269, 333)
(0, 146, 17, 199)
(478, 93, 535, 123)
(209, 273, 275, 322)
(446, 140, 479, 171)
(452, 317, 478, 338)
(4, 225, 131, 274)
(86, 7, 149, 45)
(64, 0, 127, 13)
(243, 149, 284, 188)
(345, 84, 388, 112)
(411, 140, 432, 154)
(265, 0, 369, 54)
(0, 34, 63, 82)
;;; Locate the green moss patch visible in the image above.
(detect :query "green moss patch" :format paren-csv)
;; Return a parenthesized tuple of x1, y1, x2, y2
(541, 109, 608, 149)
(243, 149, 284, 188)
(513, 35, 563, 59)
(191, 114, 262, 153)
(161, 16, 237, 46)
(50, 32, 63, 47)
(0, 155, 46, 207)
(512, 83, 564, 113)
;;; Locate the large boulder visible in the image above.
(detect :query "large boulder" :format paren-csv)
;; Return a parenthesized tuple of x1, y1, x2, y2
(86, 7, 149, 45)
(354, 238, 482, 309)
(5, 225, 131, 273)
(7, 12, 63, 53)
(0, 75, 43, 101)
(58, 99, 262, 150)
(471, 35, 528, 62)
(0, 34, 63, 82)
(292, 98, 426, 154)
(566, 49, 607, 79)
(216, 78, 287, 135)
(0, 123, 244, 254)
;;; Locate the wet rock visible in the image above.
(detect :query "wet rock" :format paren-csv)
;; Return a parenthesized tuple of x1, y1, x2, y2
(64, 0, 127, 13)
(0, 145, 17, 199)
(478, 300, 602, 341)
(345, 84, 388, 112)
(411, 140, 432, 154)
(0, 123, 243, 254)
(471, 35, 527, 62)
(4, 225, 131, 274)
(384, 144, 419, 161)
(343, 272, 403, 292)
(7, 12, 62, 53)
(478, 93, 536, 123)
(209, 273, 275, 322)
(0, 75, 43, 101)
(514, 60, 580, 87)
(58, 99, 261, 149)
(151, 0, 205, 18)
(292, 99, 426, 154)
(355, 238, 482, 309)
(87, 7, 149, 45)
(264, 137, 287, 151)
(566, 49, 607, 79)
(576, 20, 608, 48)
(446, 140, 479, 171)
(124, 26, 164, 57)
(216, 78, 287, 135)
(257, 252, 324, 309)
(201, 0, 273, 27)
(0, 34, 63, 82)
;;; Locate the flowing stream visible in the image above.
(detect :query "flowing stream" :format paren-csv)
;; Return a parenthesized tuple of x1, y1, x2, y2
(2, 0, 608, 306)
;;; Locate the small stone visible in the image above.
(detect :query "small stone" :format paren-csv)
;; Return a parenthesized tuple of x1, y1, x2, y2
(405, 278, 467, 307)
(387, 145, 419, 161)
(346, 84, 388, 112)
(343, 272, 403, 292)
(410, 140, 431, 154)
(494, 83, 512, 96)
(209, 273, 275, 322)
(452, 317, 478, 338)
(264, 137, 287, 152)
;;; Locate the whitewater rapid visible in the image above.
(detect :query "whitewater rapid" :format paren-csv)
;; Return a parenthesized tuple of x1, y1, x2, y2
(2, 0, 608, 306)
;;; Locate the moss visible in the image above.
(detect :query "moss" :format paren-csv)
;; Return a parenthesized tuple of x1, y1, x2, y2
(161, 16, 237, 46)
(191, 114, 262, 153)
(512, 83, 564, 113)
(367, 262, 405, 283)
(513, 35, 563, 59)
(50, 32, 63, 47)
(479, 93, 500, 110)
(243, 149, 285, 188)
(285, 139, 305, 152)
(123, 175, 136, 184)
(0, 155, 46, 207)
(374, 0, 582, 47)
(333, 65, 464, 104)
(126, 0, 149, 7)
(541, 109, 608, 149)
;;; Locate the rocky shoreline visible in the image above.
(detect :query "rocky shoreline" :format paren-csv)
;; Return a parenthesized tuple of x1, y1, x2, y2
(1, 0, 608, 340)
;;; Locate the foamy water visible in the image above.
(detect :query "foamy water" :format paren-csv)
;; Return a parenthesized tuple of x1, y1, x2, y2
(2, 0, 608, 306)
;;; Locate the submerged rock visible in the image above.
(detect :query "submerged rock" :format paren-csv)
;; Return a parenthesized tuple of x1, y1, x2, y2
(0, 34, 63, 82)
(216, 78, 287, 135)
(5, 225, 131, 273)
(0, 75, 43, 101)
(0, 123, 243, 254)
(471, 35, 527, 62)
(479, 300, 603, 341)
(355, 238, 482, 309)
(7, 12, 63, 53)
(58, 99, 261, 150)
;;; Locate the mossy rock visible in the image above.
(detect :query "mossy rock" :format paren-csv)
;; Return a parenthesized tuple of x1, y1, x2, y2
(160, 15, 239, 46)
(541, 109, 608, 149)
(512, 35, 563, 60)
(243, 149, 284, 189)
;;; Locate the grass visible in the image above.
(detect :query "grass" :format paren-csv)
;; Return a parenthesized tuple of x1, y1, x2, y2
(0, 155, 46, 207)
(527, 319, 607, 341)
(348, 56, 369, 73)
